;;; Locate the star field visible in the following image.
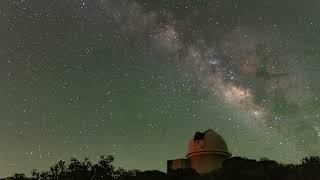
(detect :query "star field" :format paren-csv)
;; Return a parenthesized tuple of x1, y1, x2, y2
(0, 0, 320, 177)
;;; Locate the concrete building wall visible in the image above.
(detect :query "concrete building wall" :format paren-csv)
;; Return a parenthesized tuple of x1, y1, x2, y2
(188, 154, 228, 174)
(167, 159, 190, 174)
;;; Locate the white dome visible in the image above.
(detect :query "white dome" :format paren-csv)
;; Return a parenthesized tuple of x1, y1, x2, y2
(187, 129, 231, 158)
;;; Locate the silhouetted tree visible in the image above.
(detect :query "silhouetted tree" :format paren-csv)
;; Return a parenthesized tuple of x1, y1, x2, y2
(48, 160, 67, 180)
(91, 155, 115, 180)
(300, 156, 320, 180)
(302, 156, 320, 167)
(66, 157, 92, 180)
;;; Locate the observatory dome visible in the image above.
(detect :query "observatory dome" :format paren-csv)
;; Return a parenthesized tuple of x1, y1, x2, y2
(187, 129, 231, 158)
(167, 129, 232, 174)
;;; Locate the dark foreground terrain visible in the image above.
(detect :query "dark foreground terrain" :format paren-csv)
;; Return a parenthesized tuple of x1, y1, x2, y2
(2, 155, 320, 180)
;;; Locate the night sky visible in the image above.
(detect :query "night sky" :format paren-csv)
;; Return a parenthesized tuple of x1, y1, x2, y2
(1, 0, 320, 177)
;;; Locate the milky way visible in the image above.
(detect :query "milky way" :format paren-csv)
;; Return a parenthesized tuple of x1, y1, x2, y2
(1, 0, 320, 177)
(105, 0, 320, 151)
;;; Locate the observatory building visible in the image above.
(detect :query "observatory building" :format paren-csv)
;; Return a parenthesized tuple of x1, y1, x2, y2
(167, 129, 231, 174)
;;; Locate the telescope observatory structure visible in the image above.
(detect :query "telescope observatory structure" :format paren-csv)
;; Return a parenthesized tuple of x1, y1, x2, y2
(167, 129, 231, 174)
